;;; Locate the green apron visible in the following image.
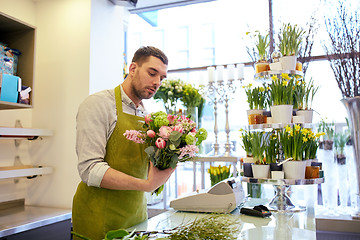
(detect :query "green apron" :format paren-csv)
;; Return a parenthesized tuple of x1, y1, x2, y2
(72, 86, 148, 240)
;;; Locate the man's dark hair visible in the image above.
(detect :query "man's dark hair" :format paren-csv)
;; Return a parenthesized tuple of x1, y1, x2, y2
(132, 46, 168, 66)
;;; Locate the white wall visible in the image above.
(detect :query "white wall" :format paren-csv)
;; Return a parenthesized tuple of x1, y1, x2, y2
(0, 0, 126, 209)
(89, 0, 126, 94)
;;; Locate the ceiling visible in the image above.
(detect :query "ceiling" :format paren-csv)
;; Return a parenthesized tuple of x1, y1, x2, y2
(127, 0, 215, 13)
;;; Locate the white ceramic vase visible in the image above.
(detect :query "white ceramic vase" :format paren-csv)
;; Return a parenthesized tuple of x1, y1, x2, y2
(270, 105, 293, 124)
(283, 160, 307, 179)
(280, 55, 297, 70)
(296, 109, 313, 123)
(252, 164, 270, 179)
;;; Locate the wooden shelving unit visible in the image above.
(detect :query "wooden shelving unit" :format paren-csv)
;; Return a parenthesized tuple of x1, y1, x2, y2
(0, 12, 35, 109)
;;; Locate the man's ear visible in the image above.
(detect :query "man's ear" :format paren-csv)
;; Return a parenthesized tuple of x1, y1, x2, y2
(128, 62, 137, 75)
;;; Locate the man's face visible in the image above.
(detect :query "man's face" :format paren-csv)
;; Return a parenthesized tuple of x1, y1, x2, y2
(130, 56, 168, 102)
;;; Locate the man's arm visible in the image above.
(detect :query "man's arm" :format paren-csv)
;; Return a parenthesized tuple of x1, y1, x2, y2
(100, 162, 175, 192)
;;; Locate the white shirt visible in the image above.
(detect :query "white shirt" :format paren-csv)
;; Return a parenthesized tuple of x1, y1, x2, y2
(76, 85, 147, 187)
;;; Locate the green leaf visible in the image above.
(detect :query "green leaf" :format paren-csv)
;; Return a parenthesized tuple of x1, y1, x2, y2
(170, 154, 179, 168)
(105, 229, 129, 240)
(144, 146, 156, 157)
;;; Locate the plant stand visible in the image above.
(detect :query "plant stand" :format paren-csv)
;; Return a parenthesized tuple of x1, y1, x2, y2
(240, 176, 324, 212)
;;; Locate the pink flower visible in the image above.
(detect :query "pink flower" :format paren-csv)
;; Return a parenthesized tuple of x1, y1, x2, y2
(147, 130, 156, 138)
(179, 145, 199, 159)
(155, 138, 166, 149)
(191, 127, 197, 133)
(145, 114, 152, 124)
(172, 125, 183, 133)
(167, 114, 176, 124)
(123, 130, 145, 144)
(159, 126, 172, 139)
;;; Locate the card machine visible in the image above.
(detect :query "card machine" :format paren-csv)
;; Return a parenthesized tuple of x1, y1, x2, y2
(170, 177, 245, 213)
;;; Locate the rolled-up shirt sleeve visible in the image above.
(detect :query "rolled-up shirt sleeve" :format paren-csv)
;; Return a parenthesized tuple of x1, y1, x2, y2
(76, 90, 116, 187)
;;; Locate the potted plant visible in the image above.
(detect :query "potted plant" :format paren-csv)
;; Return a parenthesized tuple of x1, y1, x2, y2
(247, 31, 270, 73)
(324, 122, 335, 150)
(265, 130, 282, 172)
(239, 128, 254, 177)
(250, 131, 270, 179)
(181, 83, 206, 125)
(334, 131, 349, 165)
(243, 83, 267, 124)
(302, 128, 324, 163)
(153, 78, 185, 114)
(279, 124, 307, 179)
(208, 165, 231, 186)
(278, 23, 305, 70)
(325, 2, 360, 209)
(295, 78, 320, 123)
(267, 73, 295, 124)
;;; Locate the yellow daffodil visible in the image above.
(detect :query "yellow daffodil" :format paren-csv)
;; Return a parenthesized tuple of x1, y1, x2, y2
(303, 137, 308, 142)
(281, 73, 291, 80)
(271, 75, 278, 81)
(294, 124, 301, 132)
(285, 125, 292, 133)
(282, 80, 288, 86)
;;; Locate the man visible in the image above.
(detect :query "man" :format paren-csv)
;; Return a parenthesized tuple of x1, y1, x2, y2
(72, 46, 175, 240)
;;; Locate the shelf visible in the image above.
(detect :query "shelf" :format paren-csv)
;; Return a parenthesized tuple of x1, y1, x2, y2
(240, 176, 324, 185)
(254, 70, 304, 79)
(0, 166, 53, 180)
(0, 101, 32, 110)
(0, 127, 53, 139)
(247, 123, 313, 130)
(196, 155, 239, 163)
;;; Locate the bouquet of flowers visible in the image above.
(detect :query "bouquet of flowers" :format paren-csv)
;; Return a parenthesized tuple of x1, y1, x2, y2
(124, 111, 208, 195)
(153, 78, 185, 114)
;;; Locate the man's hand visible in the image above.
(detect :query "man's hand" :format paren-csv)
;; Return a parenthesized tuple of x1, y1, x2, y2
(99, 162, 176, 192)
(145, 162, 176, 192)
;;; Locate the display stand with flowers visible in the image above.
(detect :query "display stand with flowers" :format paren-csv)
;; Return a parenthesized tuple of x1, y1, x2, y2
(239, 26, 324, 210)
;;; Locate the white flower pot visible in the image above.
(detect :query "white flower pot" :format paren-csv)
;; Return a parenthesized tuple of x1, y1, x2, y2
(292, 115, 304, 124)
(271, 171, 284, 179)
(296, 109, 314, 123)
(243, 157, 256, 163)
(269, 62, 282, 71)
(270, 105, 293, 124)
(252, 164, 270, 179)
(280, 56, 297, 71)
(283, 161, 307, 179)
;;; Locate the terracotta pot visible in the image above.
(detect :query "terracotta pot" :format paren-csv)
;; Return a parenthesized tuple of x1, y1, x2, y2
(247, 109, 265, 125)
(255, 62, 270, 73)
